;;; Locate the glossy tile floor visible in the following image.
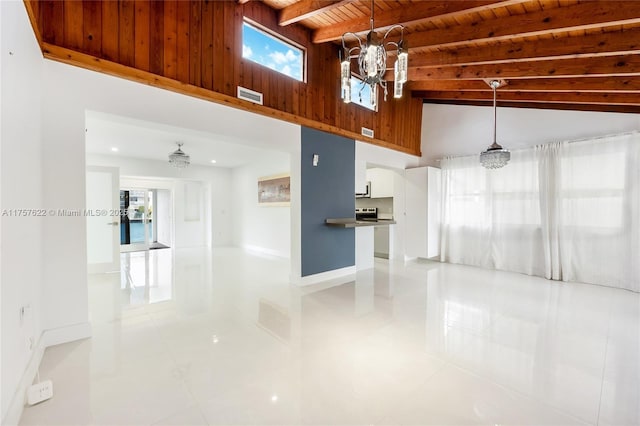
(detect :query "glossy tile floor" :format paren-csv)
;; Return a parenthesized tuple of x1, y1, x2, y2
(20, 248, 639, 425)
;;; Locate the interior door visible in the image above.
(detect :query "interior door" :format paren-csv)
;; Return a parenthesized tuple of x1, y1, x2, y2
(86, 166, 121, 273)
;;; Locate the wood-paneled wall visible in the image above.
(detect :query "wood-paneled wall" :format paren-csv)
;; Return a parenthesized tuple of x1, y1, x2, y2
(26, 0, 422, 156)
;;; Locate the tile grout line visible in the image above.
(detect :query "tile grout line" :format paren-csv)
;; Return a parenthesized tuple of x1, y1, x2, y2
(145, 305, 212, 426)
(594, 289, 615, 426)
(437, 358, 594, 425)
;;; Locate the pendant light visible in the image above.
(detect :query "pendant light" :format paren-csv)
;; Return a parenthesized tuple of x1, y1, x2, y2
(480, 80, 510, 169)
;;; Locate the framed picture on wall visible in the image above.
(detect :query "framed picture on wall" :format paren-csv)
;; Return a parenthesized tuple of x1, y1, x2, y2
(258, 174, 290, 206)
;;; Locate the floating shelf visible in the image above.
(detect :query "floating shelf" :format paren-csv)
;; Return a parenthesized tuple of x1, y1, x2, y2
(325, 218, 396, 228)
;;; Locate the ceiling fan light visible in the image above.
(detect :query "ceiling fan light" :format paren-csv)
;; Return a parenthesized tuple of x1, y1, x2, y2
(168, 142, 190, 168)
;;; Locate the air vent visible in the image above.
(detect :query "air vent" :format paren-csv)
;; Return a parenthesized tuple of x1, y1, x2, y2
(237, 86, 263, 105)
(361, 127, 374, 138)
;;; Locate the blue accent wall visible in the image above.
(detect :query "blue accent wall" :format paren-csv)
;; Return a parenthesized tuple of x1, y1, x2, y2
(301, 127, 355, 276)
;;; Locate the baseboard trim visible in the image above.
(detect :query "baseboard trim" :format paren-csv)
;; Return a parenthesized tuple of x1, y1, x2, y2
(2, 338, 46, 426)
(1, 322, 92, 426)
(294, 265, 356, 287)
(42, 321, 92, 348)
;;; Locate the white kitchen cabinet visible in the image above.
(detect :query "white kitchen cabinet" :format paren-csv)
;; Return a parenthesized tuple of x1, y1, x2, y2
(355, 160, 367, 195)
(367, 167, 394, 198)
(404, 166, 441, 259)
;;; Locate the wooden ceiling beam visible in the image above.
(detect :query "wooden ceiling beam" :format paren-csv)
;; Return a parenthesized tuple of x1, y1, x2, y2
(417, 90, 640, 106)
(399, 54, 640, 80)
(279, 0, 350, 27)
(409, 27, 640, 68)
(405, 1, 640, 50)
(312, 0, 526, 43)
(422, 99, 640, 114)
(409, 77, 640, 93)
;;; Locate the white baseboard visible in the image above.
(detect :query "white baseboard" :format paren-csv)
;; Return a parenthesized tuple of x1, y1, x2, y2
(42, 321, 92, 347)
(1, 322, 92, 426)
(2, 339, 46, 426)
(293, 265, 356, 287)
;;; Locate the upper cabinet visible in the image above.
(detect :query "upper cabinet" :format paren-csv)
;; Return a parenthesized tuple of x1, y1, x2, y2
(367, 168, 394, 198)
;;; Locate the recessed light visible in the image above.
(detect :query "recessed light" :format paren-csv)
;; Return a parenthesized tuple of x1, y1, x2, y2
(271, 395, 278, 403)
(210, 160, 217, 164)
(111, 147, 119, 152)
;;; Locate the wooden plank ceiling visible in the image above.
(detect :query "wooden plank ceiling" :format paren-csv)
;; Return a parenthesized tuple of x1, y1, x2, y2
(263, 0, 640, 113)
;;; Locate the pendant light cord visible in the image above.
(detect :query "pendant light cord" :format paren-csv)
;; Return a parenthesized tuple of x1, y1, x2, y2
(370, 0, 374, 32)
(493, 82, 497, 146)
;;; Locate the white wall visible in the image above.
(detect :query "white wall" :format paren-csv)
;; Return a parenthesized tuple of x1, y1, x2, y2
(87, 154, 232, 248)
(35, 50, 300, 365)
(421, 103, 640, 166)
(231, 153, 291, 258)
(156, 189, 171, 245)
(391, 170, 406, 260)
(0, 1, 44, 421)
(356, 139, 421, 170)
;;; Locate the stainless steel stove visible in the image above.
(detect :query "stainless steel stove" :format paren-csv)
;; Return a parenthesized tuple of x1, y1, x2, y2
(355, 207, 378, 221)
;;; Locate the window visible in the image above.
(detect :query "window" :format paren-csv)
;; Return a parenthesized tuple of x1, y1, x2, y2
(242, 20, 305, 82)
(560, 150, 626, 229)
(349, 77, 376, 111)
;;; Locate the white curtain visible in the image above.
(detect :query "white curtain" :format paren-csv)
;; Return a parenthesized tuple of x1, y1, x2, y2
(440, 148, 545, 277)
(440, 132, 640, 292)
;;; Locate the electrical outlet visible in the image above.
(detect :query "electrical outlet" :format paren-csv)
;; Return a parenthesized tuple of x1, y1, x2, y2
(27, 380, 53, 405)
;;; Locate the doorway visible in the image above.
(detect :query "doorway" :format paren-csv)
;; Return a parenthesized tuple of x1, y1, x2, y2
(120, 188, 171, 252)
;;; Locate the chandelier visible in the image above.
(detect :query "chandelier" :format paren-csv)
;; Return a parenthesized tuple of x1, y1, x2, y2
(340, 0, 408, 109)
(168, 142, 190, 168)
(480, 80, 510, 169)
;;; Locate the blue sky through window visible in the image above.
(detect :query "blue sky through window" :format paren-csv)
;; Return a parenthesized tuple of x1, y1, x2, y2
(242, 22, 304, 81)
(350, 77, 375, 111)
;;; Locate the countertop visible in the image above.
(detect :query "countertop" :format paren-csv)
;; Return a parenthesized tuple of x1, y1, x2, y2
(325, 218, 396, 228)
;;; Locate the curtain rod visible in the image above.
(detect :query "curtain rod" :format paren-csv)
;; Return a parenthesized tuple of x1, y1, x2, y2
(555, 129, 638, 146)
(438, 130, 639, 163)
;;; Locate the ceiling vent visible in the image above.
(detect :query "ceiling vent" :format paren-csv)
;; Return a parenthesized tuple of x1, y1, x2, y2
(361, 127, 374, 138)
(237, 86, 263, 105)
